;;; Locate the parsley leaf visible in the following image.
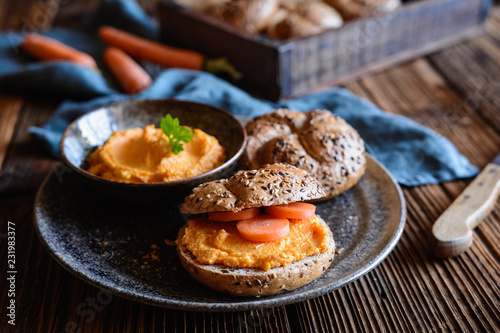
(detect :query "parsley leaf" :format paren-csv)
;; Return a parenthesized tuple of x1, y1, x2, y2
(160, 114, 194, 155)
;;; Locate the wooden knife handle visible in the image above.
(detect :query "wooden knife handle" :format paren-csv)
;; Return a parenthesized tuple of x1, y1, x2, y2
(430, 163, 500, 258)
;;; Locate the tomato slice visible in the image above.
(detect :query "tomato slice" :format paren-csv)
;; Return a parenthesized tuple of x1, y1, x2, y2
(236, 215, 290, 242)
(208, 207, 260, 222)
(265, 202, 316, 220)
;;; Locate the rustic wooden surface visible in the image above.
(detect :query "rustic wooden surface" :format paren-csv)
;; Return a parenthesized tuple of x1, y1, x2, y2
(1, 1, 500, 332)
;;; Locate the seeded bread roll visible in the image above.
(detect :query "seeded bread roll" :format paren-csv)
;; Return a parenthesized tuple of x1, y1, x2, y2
(177, 215, 335, 296)
(266, 11, 323, 40)
(265, 8, 290, 39)
(181, 163, 326, 214)
(210, 0, 279, 34)
(295, 1, 343, 29)
(243, 109, 366, 199)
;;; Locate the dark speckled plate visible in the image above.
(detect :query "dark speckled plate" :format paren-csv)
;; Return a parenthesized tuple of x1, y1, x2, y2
(34, 155, 405, 312)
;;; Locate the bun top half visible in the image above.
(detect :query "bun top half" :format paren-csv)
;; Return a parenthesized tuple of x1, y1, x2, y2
(181, 163, 325, 214)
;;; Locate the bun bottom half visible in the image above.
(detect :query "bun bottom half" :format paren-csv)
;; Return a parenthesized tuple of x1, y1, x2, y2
(177, 217, 335, 296)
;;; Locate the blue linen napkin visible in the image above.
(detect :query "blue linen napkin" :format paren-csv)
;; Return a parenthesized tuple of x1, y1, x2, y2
(0, 0, 478, 186)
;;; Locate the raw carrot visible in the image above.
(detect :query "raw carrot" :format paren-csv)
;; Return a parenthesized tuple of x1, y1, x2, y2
(98, 26, 205, 70)
(236, 215, 290, 242)
(103, 47, 152, 94)
(22, 33, 97, 69)
(265, 202, 316, 220)
(209, 207, 260, 222)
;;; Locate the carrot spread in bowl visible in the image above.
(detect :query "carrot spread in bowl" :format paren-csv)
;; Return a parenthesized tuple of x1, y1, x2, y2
(176, 215, 331, 271)
(86, 125, 226, 183)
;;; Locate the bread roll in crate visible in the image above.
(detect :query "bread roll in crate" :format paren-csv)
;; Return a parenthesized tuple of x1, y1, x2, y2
(160, 0, 491, 100)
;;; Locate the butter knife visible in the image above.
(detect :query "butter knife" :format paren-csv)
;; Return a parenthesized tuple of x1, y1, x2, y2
(430, 152, 500, 258)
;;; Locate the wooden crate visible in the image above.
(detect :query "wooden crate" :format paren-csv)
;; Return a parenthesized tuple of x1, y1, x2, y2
(159, 0, 492, 101)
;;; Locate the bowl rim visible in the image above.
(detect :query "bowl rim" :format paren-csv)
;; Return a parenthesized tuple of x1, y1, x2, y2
(59, 98, 247, 188)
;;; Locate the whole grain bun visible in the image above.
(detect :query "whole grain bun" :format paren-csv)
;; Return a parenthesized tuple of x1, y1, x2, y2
(177, 215, 335, 296)
(243, 109, 366, 199)
(267, 1, 342, 40)
(266, 11, 323, 40)
(324, 0, 401, 21)
(181, 163, 326, 214)
(295, 1, 343, 29)
(210, 0, 279, 33)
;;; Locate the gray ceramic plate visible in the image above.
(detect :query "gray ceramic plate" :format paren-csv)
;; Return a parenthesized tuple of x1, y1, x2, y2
(34, 155, 405, 312)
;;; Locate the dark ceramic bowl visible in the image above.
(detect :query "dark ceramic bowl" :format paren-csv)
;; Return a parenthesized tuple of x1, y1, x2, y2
(60, 99, 246, 203)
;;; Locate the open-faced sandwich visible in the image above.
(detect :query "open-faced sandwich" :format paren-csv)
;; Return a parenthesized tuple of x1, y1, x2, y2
(176, 163, 335, 296)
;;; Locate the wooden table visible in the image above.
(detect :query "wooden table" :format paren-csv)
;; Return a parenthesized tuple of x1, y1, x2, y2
(1, 1, 499, 332)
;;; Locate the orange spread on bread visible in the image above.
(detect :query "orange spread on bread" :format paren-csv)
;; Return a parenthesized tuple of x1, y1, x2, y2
(176, 215, 330, 271)
(86, 125, 225, 183)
